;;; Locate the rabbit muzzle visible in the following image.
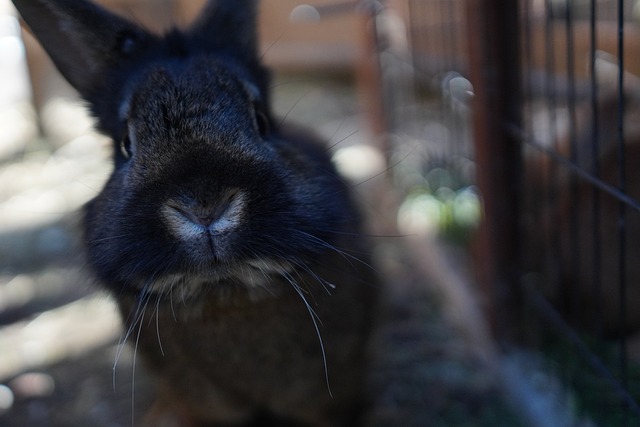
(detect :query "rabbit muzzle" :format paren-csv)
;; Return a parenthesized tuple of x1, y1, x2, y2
(84, 142, 300, 300)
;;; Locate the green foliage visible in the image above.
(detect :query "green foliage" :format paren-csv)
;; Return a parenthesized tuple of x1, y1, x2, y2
(398, 167, 481, 243)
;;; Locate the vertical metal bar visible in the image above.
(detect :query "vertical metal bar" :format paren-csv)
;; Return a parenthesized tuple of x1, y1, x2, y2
(433, 0, 443, 75)
(356, 0, 390, 152)
(521, 0, 532, 101)
(466, 0, 522, 338)
(616, 0, 628, 422)
(520, 0, 537, 345)
(444, 0, 458, 164)
(564, 0, 581, 324)
(408, 0, 428, 140)
(444, 0, 457, 73)
(589, 0, 603, 336)
(565, 2, 577, 164)
(543, 0, 561, 297)
(407, 0, 420, 78)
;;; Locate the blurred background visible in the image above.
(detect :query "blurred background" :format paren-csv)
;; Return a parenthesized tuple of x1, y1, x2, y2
(1, 0, 640, 425)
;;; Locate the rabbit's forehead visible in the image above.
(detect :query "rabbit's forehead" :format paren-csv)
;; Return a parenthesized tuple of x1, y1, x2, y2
(119, 60, 261, 128)
(115, 61, 269, 163)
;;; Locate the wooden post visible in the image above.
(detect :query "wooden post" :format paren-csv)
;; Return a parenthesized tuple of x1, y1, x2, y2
(465, 0, 523, 339)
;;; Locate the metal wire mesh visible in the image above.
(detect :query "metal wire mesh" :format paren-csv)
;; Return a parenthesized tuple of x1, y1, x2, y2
(517, 0, 640, 423)
(379, 0, 640, 424)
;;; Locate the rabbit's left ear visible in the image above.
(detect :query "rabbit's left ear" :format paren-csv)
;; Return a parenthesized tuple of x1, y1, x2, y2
(12, 0, 149, 98)
(187, 0, 258, 64)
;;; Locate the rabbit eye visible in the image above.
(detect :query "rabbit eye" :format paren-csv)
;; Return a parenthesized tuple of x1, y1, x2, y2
(255, 109, 270, 137)
(116, 31, 140, 56)
(120, 132, 132, 159)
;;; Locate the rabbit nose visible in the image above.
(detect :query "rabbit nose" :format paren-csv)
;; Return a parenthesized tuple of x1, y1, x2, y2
(197, 215, 219, 228)
(169, 203, 230, 229)
(181, 209, 220, 228)
(164, 204, 207, 227)
(163, 191, 246, 236)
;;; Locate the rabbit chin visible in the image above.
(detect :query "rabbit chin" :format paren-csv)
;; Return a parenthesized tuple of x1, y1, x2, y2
(134, 258, 294, 301)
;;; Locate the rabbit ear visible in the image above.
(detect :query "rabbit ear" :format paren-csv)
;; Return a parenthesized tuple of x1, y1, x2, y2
(188, 0, 258, 63)
(12, 0, 148, 97)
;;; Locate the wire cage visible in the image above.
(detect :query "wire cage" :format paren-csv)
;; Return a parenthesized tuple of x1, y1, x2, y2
(378, 0, 640, 424)
(517, 0, 640, 424)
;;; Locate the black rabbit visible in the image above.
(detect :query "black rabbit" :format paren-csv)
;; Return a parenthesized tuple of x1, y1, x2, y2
(12, 0, 378, 425)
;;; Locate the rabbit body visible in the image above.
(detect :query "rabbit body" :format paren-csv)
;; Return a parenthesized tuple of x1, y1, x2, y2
(13, 0, 377, 425)
(120, 246, 373, 425)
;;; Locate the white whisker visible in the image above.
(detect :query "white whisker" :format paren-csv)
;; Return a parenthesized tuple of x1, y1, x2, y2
(154, 293, 165, 356)
(131, 304, 146, 426)
(169, 286, 178, 322)
(282, 271, 332, 397)
(294, 230, 369, 270)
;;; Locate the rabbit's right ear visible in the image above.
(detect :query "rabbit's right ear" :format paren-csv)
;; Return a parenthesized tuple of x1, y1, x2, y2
(12, 0, 149, 98)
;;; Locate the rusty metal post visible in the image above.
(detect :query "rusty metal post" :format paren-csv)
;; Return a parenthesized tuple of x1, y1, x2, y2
(465, 0, 522, 339)
(356, 0, 391, 152)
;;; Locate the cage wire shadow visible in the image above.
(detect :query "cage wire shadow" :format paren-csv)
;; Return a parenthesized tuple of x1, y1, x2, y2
(375, 0, 640, 424)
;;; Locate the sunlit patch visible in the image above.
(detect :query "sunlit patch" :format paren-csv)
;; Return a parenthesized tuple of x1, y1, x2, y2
(0, 385, 13, 414)
(0, 134, 110, 233)
(398, 193, 442, 235)
(332, 144, 386, 183)
(40, 98, 96, 147)
(397, 187, 481, 238)
(0, 296, 121, 381)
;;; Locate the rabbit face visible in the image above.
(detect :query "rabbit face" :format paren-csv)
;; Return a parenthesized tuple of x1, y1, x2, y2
(84, 57, 350, 298)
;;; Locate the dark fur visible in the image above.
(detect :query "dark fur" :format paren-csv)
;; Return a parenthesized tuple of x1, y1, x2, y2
(13, 0, 377, 425)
